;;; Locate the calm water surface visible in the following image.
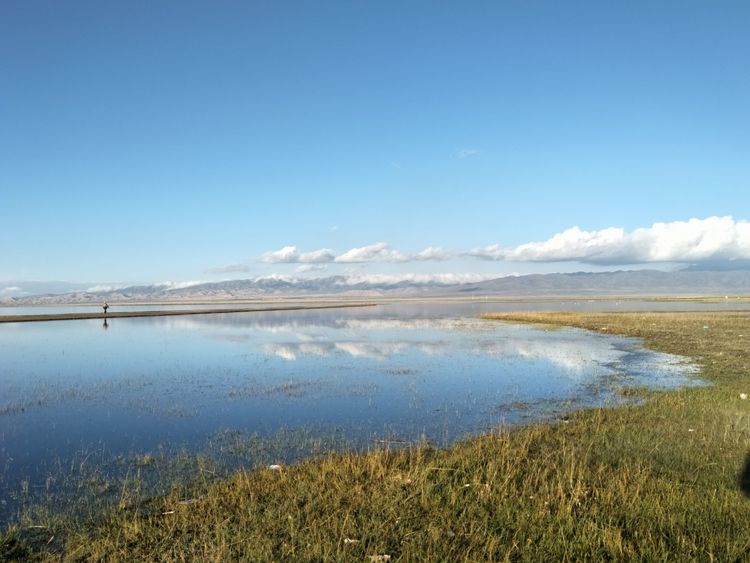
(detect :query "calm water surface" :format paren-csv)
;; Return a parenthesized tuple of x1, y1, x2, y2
(1, 297, 747, 317)
(0, 302, 317, 316)
(0, 302, 701, 525)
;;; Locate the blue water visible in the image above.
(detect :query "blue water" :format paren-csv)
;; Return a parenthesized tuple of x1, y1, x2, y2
(0, 302, 701, 525)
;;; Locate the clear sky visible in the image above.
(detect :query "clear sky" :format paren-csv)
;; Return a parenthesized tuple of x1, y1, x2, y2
(2, 1, 749, 289)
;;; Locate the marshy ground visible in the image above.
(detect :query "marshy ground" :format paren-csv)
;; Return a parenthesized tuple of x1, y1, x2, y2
(3, 310, 750, 561)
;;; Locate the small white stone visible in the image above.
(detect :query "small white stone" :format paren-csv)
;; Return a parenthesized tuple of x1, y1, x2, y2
(740, 393, 748, 400)
(268, 464, 282, 471)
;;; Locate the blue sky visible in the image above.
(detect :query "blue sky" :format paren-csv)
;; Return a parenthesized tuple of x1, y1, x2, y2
(1, 1, 749, 288)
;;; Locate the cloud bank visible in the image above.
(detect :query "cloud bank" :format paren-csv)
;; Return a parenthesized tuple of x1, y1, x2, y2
(260, 216, 750, 268)
(414, 246, 453, 261)
(334, 243, 406, 263)
(157, 280, 209, 291)
(0, 286, 24, 297)
(472, 216, 750, 265)
(261, 243, 451, 265)
(262, 246, 335, 264)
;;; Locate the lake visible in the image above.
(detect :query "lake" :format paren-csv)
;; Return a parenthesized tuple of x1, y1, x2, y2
(0, 301, 702, 526)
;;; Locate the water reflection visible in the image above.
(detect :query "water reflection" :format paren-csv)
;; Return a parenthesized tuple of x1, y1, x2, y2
(212, 316, 696, 384)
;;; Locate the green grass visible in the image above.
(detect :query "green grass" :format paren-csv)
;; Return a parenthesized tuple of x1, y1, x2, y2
(4, 311, 750, 561)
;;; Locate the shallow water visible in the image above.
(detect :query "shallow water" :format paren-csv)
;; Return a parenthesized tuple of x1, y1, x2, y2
(0, 302, 701, 526)
(0, 302, 309, 316)
(0, 296, 747, 317)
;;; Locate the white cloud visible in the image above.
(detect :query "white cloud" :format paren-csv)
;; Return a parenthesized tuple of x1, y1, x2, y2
(158, 280, 208, 291)
(296, 264, 327, 273)
(259, 216, 750, 268)
(262, 246, 335, 264)
(466, 244, 505, 261)
(262, 245, 301, 263)
(85, 284, 127, 293)
(506, 226, 632, 263)
(0, 286, 24, 297)
(479, 216, 750, 265)
(299, 248, 335, 263)
(414, 246, 453, 261)
(334, 242, 407, 263)
(83, 281, 205, 294)
(262, 243, 440, 264)
(255, 273, 294, 282)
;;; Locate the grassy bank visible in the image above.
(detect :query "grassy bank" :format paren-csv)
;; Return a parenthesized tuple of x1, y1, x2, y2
(4, 312, 750, 561)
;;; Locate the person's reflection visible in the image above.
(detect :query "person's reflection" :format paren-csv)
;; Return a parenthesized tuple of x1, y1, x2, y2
(102, 318, 109, 331)
(741, 452, 750, 498)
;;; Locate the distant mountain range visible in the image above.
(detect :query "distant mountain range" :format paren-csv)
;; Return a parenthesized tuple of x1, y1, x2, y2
(2, 269, 750, 305)
(458, 269, 750, 296)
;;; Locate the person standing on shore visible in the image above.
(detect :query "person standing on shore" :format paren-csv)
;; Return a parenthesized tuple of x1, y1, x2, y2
(103, 302, 109, 315)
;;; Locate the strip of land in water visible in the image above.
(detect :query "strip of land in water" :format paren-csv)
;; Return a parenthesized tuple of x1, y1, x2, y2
(3, 311, 750, 561)
(0, 303, 377, 323)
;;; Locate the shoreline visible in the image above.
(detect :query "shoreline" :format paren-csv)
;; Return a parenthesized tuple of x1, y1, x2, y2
(0, 302, 377, 323)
